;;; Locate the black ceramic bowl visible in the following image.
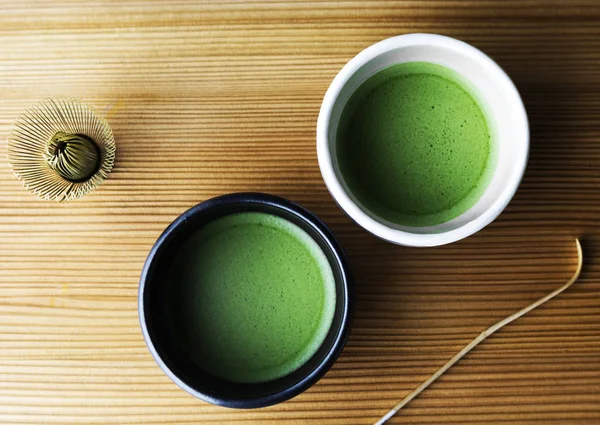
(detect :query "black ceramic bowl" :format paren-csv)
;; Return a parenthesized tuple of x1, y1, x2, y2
(139, 193, 354, 408)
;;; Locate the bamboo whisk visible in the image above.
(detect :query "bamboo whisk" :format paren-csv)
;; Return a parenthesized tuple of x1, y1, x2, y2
(7, 98, 116, 202)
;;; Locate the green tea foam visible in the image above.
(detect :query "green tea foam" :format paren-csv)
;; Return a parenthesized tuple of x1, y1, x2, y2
(168, 212, 336, 384)
(337, 62, 493, 227)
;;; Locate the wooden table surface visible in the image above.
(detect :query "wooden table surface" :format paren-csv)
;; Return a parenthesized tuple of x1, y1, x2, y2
(2, 1, 600, 424)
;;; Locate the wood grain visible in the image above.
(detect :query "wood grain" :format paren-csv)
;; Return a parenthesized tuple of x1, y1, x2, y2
(1, 1, 600, 424)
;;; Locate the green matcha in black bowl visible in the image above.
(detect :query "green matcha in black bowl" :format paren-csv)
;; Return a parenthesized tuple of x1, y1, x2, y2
(139, 193, 353, 408)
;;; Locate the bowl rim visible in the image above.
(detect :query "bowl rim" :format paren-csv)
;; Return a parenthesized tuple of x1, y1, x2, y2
(138, 192, 354, 408)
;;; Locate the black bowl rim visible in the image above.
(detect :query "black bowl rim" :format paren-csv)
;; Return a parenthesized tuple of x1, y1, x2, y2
(138, 192, 354, 408)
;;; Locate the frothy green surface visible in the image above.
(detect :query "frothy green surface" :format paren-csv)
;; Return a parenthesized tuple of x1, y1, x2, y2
(168, 212, 336, 384)
(337, 62, 493, 227)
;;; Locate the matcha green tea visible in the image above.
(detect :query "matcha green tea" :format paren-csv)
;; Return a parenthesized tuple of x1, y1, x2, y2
(337, 62, 493, 227)
(168, 212, 336, 384)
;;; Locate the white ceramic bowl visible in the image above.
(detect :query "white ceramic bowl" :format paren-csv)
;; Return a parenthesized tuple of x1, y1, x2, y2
(317, 33, 529, 247)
